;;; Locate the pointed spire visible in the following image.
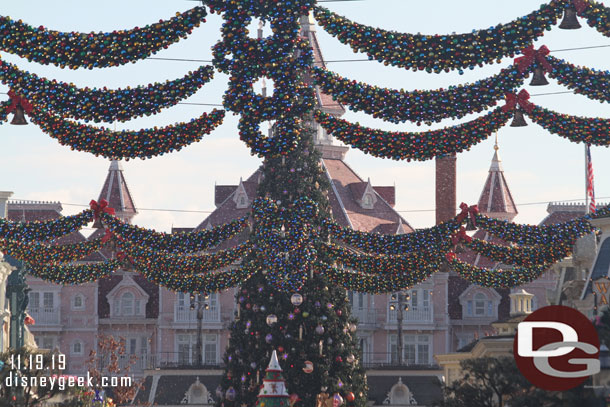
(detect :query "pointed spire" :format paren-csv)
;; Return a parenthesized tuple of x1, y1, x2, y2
(267, 350, 282, 372)
(477, 137, 517, 220)
(98, 160, 138, 223)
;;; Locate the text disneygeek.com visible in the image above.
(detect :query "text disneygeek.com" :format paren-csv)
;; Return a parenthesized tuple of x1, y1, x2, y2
(3, 372, 132, 391)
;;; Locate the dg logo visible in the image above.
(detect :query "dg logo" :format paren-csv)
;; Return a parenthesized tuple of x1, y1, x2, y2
(514, 305, 601, 391)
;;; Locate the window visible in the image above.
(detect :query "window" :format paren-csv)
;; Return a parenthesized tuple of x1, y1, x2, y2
(467, 301, 473, 316)
(204, 334, 218, 365)
(72, 294, 84, 310)
(363, 194, 373, 207)
(474, 293, 486, 316)
(36, 336, 56, 350)
(177, 334, 197, 365)
(72, 340, 83, 356)
(389, 335, 431, 365)
(239, 196, 247, 206)
(28, 292, 40, 312)
(43, 292, 54, 309)
(121, 292, 134, 316)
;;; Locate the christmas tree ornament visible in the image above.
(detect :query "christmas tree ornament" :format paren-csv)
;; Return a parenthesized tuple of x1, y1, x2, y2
(291, 293, 303, 306)
(265, 334, 273, 343)
(346, 355, 356, 363)
(333, 393, 344, 407)
(303, 361, 314, 374)
(254, 305, 260, 312)
(302, 312, 310, 318)
(315, 325, 325, 335)
(346, 392, 355, 402)
(266, 314, 278, 326)
(256, 351, 290, 407)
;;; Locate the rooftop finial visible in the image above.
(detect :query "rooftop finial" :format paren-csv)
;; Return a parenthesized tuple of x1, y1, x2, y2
(494, 132, 499, 152)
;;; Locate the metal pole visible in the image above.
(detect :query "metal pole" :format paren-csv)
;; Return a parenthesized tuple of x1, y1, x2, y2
(397, 292, 403, 366)
(196, 294, 203, 367)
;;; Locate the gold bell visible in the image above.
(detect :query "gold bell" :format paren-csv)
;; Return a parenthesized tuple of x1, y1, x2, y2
(10, 106, 28, 125)
(510, 110, 528, 127)
(559, 5, 582, 29)
(529, 66, 549, 86)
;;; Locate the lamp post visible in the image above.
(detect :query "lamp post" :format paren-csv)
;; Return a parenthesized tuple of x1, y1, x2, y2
(190, 293, 210, 366)
(390, 292, 410, 365)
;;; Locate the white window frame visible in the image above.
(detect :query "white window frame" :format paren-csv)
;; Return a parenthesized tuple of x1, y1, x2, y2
(71, 340, 84, 356)
(389, 334, 431, 365)
(72, 294, 85, 310)
(474, 293, 487, 316)
(121, 292, 135, 316)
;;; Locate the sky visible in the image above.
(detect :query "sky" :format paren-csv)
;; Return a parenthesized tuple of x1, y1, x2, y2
(0, 0, 608, 233)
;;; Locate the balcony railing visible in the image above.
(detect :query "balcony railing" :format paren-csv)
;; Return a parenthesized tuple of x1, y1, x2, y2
(387, 307, 433, 323)
(28, 307, 60, 325)
(98, 352, 223, 371)
(174, 305, 220, 323)
(351, 308, 377, 326)
(360, 352, 438, 369)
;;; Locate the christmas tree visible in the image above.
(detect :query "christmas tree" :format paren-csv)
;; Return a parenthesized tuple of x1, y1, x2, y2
(255, 350, 290, 407)
(216, 123, 368, 407)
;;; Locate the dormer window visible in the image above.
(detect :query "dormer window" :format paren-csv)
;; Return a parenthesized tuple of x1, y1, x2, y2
(107, 275, 149, 318)
(122, 292, 135, 316)
(363, 194, 373, 207)
(233, 178, 249, 209)
(461, 287, 500, 318)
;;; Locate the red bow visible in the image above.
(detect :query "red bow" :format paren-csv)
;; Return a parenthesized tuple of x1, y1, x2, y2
(503, 90, 533, 114)
(90, 199, 115, 219)
(573, 0, 588, 14)
(514, 45, 552, 73)
(451, 227, 472, 245)
(7, 89, 33, 114)
(456, 203, 479, 227)
(445, 252, 457, 262)
(101, 229, 114, 243)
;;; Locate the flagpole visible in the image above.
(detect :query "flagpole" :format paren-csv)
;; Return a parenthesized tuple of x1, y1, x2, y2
(585, 143, 590, 215)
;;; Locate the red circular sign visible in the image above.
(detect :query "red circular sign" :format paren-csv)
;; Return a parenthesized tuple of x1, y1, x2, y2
(513, 305, 600, 391)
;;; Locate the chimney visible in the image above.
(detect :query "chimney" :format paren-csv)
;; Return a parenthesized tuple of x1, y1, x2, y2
(435, 155, 456, 225)
(0, 191, 14, 219)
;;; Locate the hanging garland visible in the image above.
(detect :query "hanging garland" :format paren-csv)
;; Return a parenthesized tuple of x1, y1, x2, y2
(580, 0, 610, 37)
(462, 236, 573, 267)
(323, 218, 460, 255)
(323, 242, 450, 275)
(524, 104, 610, 146)
(0, 210, 93, 243)
(474, 213, 595, 246)
(0, 7, 207, 69)
(117, 240, 252, 274)
(313, 3, 565, 73)
(25, 260, 120, 285)
(314, 107, 512, 161)
(100, 212, 249, 253)
(0, 59, 215, 123)
(27, 106, 225, 160)
(311, 65, 525, 124)
(321, 260, 441, 293)
(448, 254, 551, 288)
(0, 100, 10, 123)
(548, 55, 610, 103)
(135, 262, 255, 293)
(0, 236, 108, 264)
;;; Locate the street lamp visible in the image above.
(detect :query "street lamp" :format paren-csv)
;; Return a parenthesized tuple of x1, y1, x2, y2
(390, 292, 410, 365)
(190, 293, 210, 366)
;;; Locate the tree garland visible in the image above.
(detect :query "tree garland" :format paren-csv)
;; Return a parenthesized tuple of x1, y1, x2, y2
(548, 55, 610, 103)
(463, 237, 573, 267)
(474, 213, 595, 246)
(323, 243, 450, 275)
(314, 108, 512, 161)
(209, 0, 317, 157)
(323, 218, 460, 255)
(448, 255, 551, 288)
(0, 237, 107, 264)
(311, 66, 525, 124)
(525, 104, 610, 146)
(321, 261, 441, 293)
(26, 260, 120, 285)
(100, 212, 249, 253)
(313, 2, 565, 73)
(0, 100, 9, 123)
(0, 59, 215, 123)
(117, 240, 252, 274)
(27, 106, 225, 160)
(0, 7, 207, 69)
(580, 0, 610, 37)
(0, 210, 93, 242)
